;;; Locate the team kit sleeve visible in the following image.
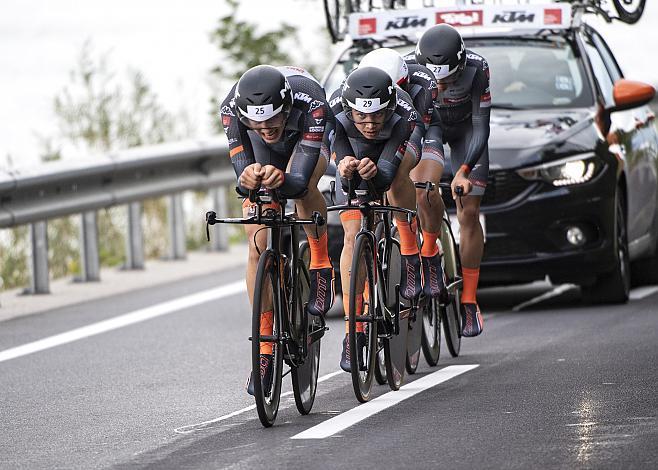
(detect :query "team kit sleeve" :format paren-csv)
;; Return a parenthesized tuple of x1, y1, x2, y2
(331, 120, 362, 193)
(219, 90, 255, 196)
(462, 59, 492, 173)
(279, 99, 329, 198)
(371, 118, 412, 193)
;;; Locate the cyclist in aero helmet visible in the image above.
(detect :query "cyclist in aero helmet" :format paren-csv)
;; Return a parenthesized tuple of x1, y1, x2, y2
(411, 24, 492, 337)
(328, 66, 421, 371)
(360, 48, 451, 303)
(220, 64, 335, 394)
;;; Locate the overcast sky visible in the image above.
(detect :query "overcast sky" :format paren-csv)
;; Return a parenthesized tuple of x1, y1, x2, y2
(1, 0, 656, 167)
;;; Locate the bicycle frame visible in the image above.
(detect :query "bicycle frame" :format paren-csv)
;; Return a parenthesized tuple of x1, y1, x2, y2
(206, 191, 326, 367)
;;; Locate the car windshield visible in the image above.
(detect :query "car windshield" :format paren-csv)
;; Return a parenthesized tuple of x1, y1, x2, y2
(323, 36, 594, 109)
(468, 38, 593, 108)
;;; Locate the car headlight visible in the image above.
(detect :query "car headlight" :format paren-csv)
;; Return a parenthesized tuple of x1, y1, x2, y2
(516, 153, 602, 186)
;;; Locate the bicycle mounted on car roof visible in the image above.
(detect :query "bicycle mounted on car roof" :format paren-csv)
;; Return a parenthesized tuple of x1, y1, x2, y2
(322, 0, 645, 44)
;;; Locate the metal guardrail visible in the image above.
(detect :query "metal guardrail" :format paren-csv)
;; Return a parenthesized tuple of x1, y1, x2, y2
(0, 137, 236, 298)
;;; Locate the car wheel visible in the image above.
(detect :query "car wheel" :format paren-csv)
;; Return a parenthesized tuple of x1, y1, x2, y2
(582, 192, 630, 304)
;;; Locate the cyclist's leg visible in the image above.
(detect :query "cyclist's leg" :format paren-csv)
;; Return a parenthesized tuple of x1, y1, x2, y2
(339, 211, 366, 371)
(410, 158, 448, 299)
(388, 150, 422, 300)
(451, 129, 488, 336)
(288, 144, 334, 316)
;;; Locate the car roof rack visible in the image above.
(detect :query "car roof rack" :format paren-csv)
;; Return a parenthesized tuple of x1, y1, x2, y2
(323, 1, 645, 44)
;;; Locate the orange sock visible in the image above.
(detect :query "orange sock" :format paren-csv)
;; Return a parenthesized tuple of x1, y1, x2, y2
(308, 231, 331, 270)
(344, 293, 365, 333)
(461, 267, 480, 304)
(396, 218, 419, 256)
(259, 310, 274, 355)
(421, 230, 440, 257)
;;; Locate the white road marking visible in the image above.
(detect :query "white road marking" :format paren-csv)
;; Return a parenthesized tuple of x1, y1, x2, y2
(629, 285, 658, 300)
(291, 364, 479, 439)
(0, 281, 246, 364)
(174, 370, 344, 434)
(512, 284, 578, 312)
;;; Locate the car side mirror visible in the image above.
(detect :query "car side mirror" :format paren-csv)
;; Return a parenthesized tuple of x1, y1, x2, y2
(609, 79, 655, 113)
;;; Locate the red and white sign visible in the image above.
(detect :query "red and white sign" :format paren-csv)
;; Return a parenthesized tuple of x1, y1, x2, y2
(436, 10, 484, 27)
(358, 17, 377, 36)
(543, 8, 563, 25)
(348, 3, 571, 39)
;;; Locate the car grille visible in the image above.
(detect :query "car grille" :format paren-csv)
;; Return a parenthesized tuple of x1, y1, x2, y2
(441, 170, 532, 208)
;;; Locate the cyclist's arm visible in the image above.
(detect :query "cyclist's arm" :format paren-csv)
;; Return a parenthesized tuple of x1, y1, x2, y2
(421, 109, 445, 162)
(278, 101, 330, 199)
(220, 95, 256, 196)
(462, 61, 492, 173)
(332, 120, 363, 192)
(372, 118, 411, 192)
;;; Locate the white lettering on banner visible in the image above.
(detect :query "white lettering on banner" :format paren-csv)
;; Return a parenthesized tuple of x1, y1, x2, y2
(347, 4, 571, 39)
(308, 126, 325, 132)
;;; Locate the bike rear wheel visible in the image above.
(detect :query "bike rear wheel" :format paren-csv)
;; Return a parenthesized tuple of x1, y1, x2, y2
(440, 219, 461, 357)
(349, 233, 378, 402)
(421, 297, 441, 366)
(252, 250, 284, 427)
(612, 0, 645, 24)
(381, 235, 407, 390)
(291, 248, 320, 415)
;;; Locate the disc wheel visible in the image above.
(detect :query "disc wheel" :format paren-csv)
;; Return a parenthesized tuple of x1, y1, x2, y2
(421, 297, 441, 366)
(291, 245, 320, 415)
(440, 218, 461, 358)
(349, 233, 378, 402)
(251, 250, 284, 427)
(381, 235, 407, 390)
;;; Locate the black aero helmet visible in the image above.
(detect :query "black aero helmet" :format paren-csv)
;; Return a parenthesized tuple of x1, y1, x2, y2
(415, 24, 466, 81)
(341, 66, 397, 121)
(234, 65, 293, 125)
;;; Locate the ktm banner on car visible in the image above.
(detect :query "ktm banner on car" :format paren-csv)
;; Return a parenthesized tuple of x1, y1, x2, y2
(348, 3, 571, 39)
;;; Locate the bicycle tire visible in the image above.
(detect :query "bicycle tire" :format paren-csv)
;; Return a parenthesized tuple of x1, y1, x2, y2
(382, 235, 408, 390)
(323, 0, 341, 43)
(252, 250, 284, 427)
(421, 296, 441, 366)
(349, 233, 378, 402)
(612, 0, 645, 24)
(440, 219, 461, 357)
(291, 246, 320, 415)
(374, 343, 387, 385)
(373, 224, 387, 386)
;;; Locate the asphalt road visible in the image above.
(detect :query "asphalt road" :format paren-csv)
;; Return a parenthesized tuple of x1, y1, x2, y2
(1, 266, 657, 470)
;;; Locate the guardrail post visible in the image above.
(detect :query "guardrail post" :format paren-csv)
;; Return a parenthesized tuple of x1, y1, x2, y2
(125, 202, 144, 269)
(29, 221, 49, 294)
(80, 211, 100, 282)
(168, 193, 186, 260)
(210, 186, 229, 251)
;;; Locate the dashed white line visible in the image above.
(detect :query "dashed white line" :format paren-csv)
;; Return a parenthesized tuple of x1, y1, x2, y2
(174, 370, 344, 434)
(0, 281, 246, 363)
(512, 284, 578, 312)
(291, 364, 479, 439)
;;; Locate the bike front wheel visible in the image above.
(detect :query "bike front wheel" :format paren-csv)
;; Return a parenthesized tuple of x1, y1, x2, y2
(349, 233, 378, 402)
(421, 297, 441, 366)
(252, 250, 284, 427)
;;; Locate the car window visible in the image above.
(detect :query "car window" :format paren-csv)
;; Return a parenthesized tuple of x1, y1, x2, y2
(468, 38, 593, 108)
(581, 32, 616, 106)
(587, 28, 623, 81)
